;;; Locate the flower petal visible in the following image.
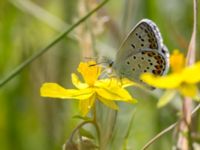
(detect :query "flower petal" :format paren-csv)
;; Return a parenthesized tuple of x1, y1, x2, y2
(95, 87, 137, 103)
(178, 84, 198, 97)
(97, 96, 119, 110)
(95, 78, 136, 88)
(78, 61, 101, 86)
(157, 90, 177, 108)
(170, 50, 185, 72)
(182, 62, 200, 84)
(121, 78, 138, 88)
(40, 83, 94, 99)
(71, 73, 88, 89)
(141, 73, 183, 89)
(79, 94, 96, 116)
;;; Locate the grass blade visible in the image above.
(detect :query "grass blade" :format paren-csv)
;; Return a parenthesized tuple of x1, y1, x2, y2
(0, 0, 109, 87)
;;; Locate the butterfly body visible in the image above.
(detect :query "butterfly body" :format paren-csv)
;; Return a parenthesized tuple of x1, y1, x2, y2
(113, 19, 169, 85)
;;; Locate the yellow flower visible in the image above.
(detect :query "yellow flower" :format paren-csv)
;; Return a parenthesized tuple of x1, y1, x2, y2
(40, 61, 137, 116)
(170, 49, 185, 73)
(141, 50, 200, 107)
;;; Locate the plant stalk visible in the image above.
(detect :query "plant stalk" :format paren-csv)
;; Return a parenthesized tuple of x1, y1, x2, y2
(176, 0, 197, 149)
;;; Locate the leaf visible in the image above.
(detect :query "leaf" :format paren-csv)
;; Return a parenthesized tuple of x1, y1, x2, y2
(157, 90, 176, 108)
(77, 138, 98, 150)
(122, 110, 136, 150)
(79, 128, 95, 139)
(73, 115, 91, 121)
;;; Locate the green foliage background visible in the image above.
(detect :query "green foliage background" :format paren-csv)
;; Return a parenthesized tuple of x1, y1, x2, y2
(0, 0, 199, 150)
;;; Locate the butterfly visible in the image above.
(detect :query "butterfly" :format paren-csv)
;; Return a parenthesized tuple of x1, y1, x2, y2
(111, 19, 169, 87)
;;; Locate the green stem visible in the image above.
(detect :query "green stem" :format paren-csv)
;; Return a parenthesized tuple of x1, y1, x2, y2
(93, 101, 97, 122)
(0, 0, 109, 87)
(66, 120, 101, 148)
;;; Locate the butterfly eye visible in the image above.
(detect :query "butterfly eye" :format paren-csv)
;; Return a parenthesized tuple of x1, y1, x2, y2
(109, 61, 114, 67)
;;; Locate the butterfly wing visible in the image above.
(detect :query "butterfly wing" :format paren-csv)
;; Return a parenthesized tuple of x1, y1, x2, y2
(115, 50, 168, 83)
(113, 19, 169, 84)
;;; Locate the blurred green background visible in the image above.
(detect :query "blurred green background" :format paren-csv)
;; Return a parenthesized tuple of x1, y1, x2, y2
(0, 0, 199, 150)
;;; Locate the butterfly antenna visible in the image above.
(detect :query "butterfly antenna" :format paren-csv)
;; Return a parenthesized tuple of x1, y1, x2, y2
(89, 63, 98, 67)
(84, 56, 98, 61)
(89, 61, 113, 67)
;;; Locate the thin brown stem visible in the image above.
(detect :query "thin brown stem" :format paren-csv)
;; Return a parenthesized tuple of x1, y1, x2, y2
(177, 0, 198, 149)
(141, 104, 200, 150)
(186, 0, 197, 65)
(176, 98, 193, 149)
